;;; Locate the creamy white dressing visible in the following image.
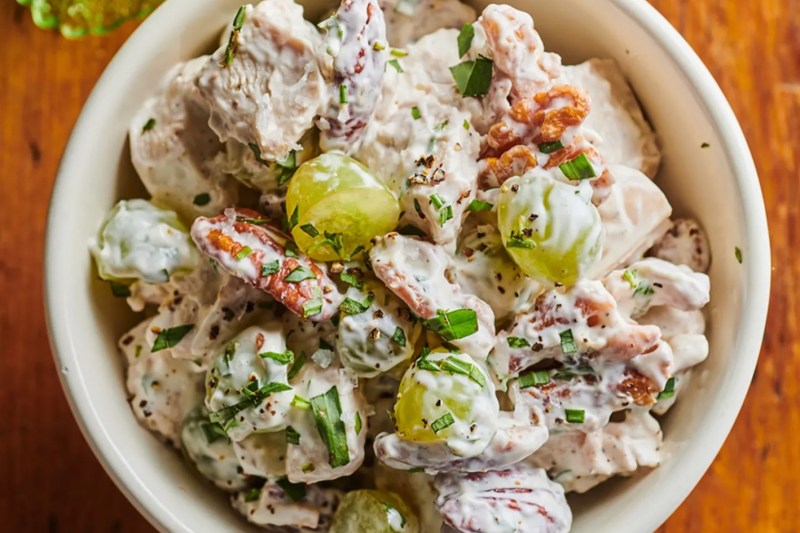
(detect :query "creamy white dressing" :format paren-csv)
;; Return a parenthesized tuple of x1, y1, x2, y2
(90, 199, 199, 283)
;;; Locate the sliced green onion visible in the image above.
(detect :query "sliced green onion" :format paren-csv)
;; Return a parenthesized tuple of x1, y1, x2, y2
(538, 141, 564, 154)
(519, 370, 550, 389)
(339, 84, 348, 104)
(467, 199, 493, 212)
(284, 265, 316, 283)
(292, 395, 312, 410)
(559, 153, 596, 180)
(565, 409, 585, 424)
(431, 412, 455, 433)
(354, 412, 363, 435)
(286, 425, 300, 445)
(429, 194, 444, 209)
(288, 351, 306, 380)
(411, 106, 422, 120)
(390, 48, 408, 57)
(439, 205, 454, 226)
(559, 329, 578, 354)
(234, 246, 253, 261)
(152, 324, 194, 352)
(388, 59, 404, 72)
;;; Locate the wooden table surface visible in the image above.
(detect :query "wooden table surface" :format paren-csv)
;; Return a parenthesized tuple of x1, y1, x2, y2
(1, 0, 796, 531)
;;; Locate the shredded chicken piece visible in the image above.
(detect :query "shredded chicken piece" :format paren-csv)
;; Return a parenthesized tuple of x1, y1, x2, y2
(648, 218, 711, 273)
(232, 479, 342, 530)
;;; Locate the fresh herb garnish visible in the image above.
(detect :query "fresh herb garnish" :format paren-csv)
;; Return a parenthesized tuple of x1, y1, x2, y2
(236, 216, 270, 225)
(277, 151, 297, 186)
(339, 84, 349, 104)
(423, 309, 478, 340)
(260, 349, 294, 365)
(701, 142, 710, 148)
(411, 106, 422, 120)
(373, 41, 386, 51)
(657, 377, 676, 400)
(234, 246, 253, 261)
(284, 240, 299, 258)
(286, 425, 300, 445)
(507, 336, 530, 348)
(193, 193, 211, 206)
(538, 141, 564, 154)
(340, 272, 363, 289)
(449, 56, 493, 97)
(223, 6, 247, 67)
(355, 411, 363, 435)
(210, 381, 292, 429)
(467, 199, 493, 212)
(429, 194, 444, 209)
(276, 477, 307, 502)
(288, 206, 299, 230)
(261, 260, 280, 276)
(559, 329, 578, 354)
(310, 386, 351, 468)
(248, 143, 269, 165)
(291, 395, 312, 410)
(417, 352, 485, 387)
(109, 280, 131, 298)
(519, 370, 550, 389)
(284, 265, 316, 283)
(288, 351, 306, 379)
(391, 327, 407, 347)
(388, 59, 404, 72)
(303, 293, 324, 318)
(559, 153, 596, 180)
(457, 23, 474, 57)
(390, 49, 408, 57)
(735, 246, 743, 264)
(243, 487, 260, 502)
(439, 205, 453, 226)
(200, 421, 228, 444)
(300, 223, 319, 237)
(431, 412, 455, 433)
(565, 408, 585, 424)
(141, 118, 156, 134)
(151, 324, 194, 352)
(339, 292, 374, 315)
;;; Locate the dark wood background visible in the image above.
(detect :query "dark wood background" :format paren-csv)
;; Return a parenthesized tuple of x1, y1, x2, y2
(0, 0, 796, 530)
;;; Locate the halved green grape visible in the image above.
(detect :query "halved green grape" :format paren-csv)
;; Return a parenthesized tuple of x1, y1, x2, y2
(90, 199, 199, 283)
(330, 490, 419, 533)
(285, 152, 400, 261)
(393, 350, 499, 456)
(180, 407, 251, 491)
(497, 170, 603, 285)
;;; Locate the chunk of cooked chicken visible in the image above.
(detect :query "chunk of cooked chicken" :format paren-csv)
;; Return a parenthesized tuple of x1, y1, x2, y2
(379, 0, 476, 47)
(196, 0, 328, 161)
(232, 479, 342, 530)
(648, 218, 711, 273)
(130, 57, 238, 221)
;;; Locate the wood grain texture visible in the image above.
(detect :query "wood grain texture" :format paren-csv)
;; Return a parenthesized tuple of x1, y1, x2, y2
(0, 0, 795, 531)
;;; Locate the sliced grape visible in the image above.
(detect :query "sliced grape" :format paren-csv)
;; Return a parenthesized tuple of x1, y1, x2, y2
(393, 350, 499, 456)
(330, 490, 419, 533)
(497, 170, 603, 285)
(285, 152, 400, 261)
(90, 199, 198, 283)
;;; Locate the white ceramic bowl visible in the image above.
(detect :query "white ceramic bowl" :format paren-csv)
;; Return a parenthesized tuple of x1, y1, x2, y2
(44, 0, 770, 531)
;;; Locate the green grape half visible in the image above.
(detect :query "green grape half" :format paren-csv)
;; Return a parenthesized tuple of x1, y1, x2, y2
(330, 490, 419, 533)
(497, 171, 603, 285)
(90, 199, 198, 283)
(285, 152, 399, 261)
(393, 350, 499, 456)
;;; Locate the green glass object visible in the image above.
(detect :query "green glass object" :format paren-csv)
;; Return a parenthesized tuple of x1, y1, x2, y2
(17, 0, 163, 38)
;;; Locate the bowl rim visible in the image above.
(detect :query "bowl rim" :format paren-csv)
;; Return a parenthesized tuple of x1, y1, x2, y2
(44, 0, 771, 531)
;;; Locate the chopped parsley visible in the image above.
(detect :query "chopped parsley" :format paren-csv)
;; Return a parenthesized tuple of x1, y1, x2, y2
(339, 292, 374, 315)
(388, 59, 404, 73)
(141, 118, 156, 134)
(151, 324, 194, 352)
(286, 425, 300, 445)
(277, 151, 297, 186)
(391, 327, 407, 347)
(109, 281, 131, 298)
(411, 106, 422, 120)
(259, 349, 294, 365)
(261, 260, 280, 276)
(456, 23, 474, 57)
(310, 386, 351, 468)
(657, 377, 676, 400)
(276, 477, 306, 502)
(507, 336, 530, 348)
(339, 272, 363, 289)
(449, 56, 492, 97)
(248, 143, 269, 165)
(423, 309, 478, 340)
(285, 265, 316, 283)
(192, 193, 211, 206)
